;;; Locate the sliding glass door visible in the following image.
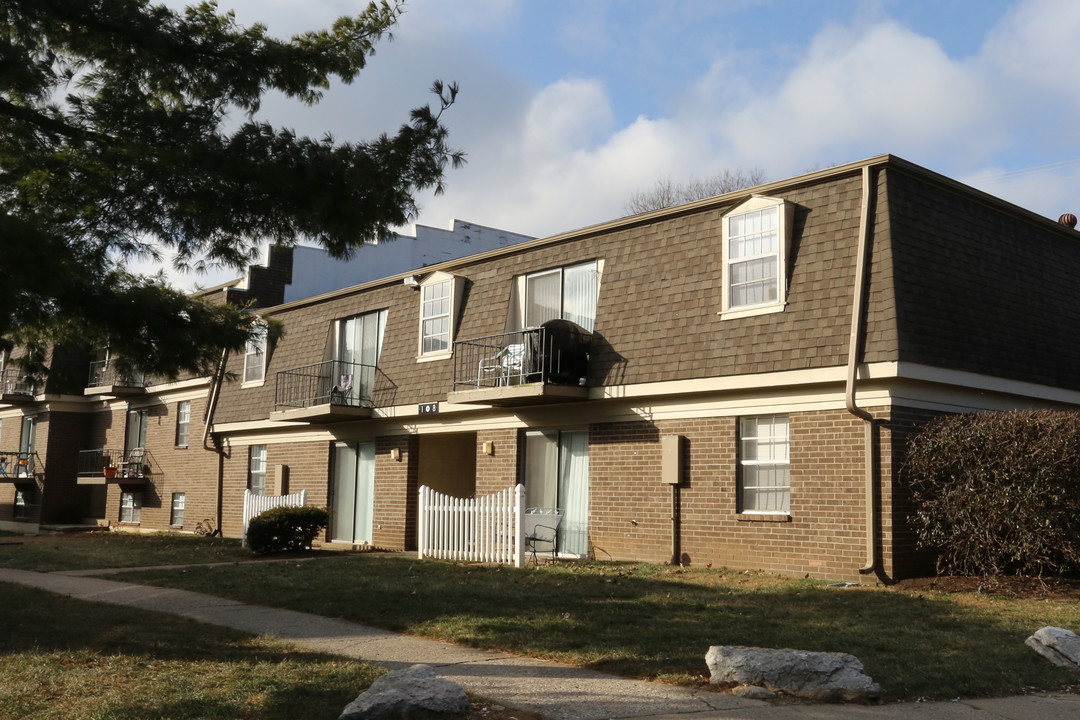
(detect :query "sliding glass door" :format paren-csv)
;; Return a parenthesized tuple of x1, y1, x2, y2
(331, 442, 375, 544)
(522, 430, 589, 556)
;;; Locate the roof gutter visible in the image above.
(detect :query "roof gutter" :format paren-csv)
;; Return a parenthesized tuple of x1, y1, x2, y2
(846, 164, 877, 576)
(204, 349, 228, 536)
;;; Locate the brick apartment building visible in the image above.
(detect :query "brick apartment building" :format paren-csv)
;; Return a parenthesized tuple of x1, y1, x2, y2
(4, 154, 1080, 583)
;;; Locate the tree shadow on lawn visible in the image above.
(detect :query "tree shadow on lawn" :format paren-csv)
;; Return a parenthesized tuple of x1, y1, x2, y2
(0, 583, 377, 720)
(124, 556, 1080, 701)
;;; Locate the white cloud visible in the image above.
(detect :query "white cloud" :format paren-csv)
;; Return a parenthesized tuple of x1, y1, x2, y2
(716, 20, 996, 173)
(138, 0, 1080, 289)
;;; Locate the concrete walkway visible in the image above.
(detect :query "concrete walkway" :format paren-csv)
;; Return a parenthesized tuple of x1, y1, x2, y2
(1, 567, 1077, 720)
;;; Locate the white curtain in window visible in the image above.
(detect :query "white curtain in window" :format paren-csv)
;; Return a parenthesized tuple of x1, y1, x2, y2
(331, 442, 375, 544)
(562, 263, 597, 332)
(340, 310, 386, 403)
(525, 270, 561, 327)
(557, 430, 590, 556)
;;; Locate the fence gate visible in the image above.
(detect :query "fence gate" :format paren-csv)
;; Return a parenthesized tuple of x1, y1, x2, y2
(418, 484, 525, 567)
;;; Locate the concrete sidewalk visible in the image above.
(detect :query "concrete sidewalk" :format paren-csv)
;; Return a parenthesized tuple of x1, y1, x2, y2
(1, 567, 1077, 720)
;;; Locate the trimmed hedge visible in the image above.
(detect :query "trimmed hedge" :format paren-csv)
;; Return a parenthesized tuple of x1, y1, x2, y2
(905, 410, 1080, 577)
(246, 505, 329, 554)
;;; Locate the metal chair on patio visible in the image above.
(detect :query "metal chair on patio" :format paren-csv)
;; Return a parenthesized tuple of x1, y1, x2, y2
(523, 507, 562, 564)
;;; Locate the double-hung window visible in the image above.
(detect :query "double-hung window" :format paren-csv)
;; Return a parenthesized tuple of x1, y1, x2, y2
(175, 401, 191, 447)
(738, 415, 790, 514)
(248, 445, 267, 496)
(171, 492, 186, 526)
(243, 325, 267, 385)
(417, 272, 464, 359)
(721, 196, 792, 319)
(120, 491, 142, 523)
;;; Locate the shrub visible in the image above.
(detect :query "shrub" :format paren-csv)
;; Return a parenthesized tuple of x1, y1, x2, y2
(905, 410, 1080, 577)
(246, 505, 329, 554)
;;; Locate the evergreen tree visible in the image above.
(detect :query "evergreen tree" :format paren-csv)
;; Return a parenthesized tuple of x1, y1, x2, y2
(0, 0, 462, 378)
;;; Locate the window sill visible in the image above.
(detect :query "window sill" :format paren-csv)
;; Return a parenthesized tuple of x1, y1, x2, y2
(174, 445, 188, 450)
(736, 513, 791, 523)
(718, 302, 786, 321)
(240, 379, 266, 389)
(416, 352, 452, 364)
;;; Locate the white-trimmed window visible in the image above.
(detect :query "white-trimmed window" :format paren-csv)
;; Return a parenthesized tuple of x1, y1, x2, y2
(738, 415, 790, 514)
(721, 196, 792, 319)
(170, 492, 186, 526)
(243, 325, 267, 385)
(417, 272, 464, 359)
(248, 444, 267, 496)
(175, 400, 191, 447)
(120, 491, 142, 523)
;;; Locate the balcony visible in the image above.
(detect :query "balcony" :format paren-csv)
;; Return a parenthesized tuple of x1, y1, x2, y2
(270, 359, 377, 423)
(76, 447, 158, 486)
(84, 360, 149, 397)
(0, 451, 43, 482)
(448, 320, 591, 407)
(0, 369, 36, 404)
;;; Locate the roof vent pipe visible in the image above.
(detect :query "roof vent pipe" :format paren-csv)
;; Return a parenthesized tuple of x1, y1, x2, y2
(1059, 213, 1077, 229)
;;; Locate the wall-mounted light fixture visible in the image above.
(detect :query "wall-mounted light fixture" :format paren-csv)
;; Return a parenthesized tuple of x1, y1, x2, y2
(390, 448, 401, 461)
(482, 441, 494, 456)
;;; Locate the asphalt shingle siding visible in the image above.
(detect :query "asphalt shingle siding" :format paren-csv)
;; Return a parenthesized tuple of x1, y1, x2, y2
(886, 166, 1080, 389)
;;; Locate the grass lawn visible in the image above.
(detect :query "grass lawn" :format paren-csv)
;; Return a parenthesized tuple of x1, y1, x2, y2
(0, 582, 380, 720)
(2, 532, 1078, 703)
(0, 531, 250, 572)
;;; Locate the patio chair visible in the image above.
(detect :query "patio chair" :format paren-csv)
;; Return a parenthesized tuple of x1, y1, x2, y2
(523, 507, 562, 564)
(478, 343, 526, 387)
(331, 373, 353, 405)
(121, 447, 147, 479)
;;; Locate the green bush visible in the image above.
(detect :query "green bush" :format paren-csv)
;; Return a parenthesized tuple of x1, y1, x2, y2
(905, 410, 1080, 577)
(246, 505, 329, 554)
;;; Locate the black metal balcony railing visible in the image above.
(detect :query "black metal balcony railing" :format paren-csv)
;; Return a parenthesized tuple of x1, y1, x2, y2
(452, 321, 591, 391)
(274, 360, 377, 411)
(77, 447, 157, 480)
(0, 451, 43, 480)
(0, 368, 35, 397)
(87, 360, 148, 390)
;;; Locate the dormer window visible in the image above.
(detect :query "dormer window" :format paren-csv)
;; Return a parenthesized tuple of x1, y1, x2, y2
(242, 324, 267, 385)
(720, 196, 793, 319)
(417, 272, 465, 360)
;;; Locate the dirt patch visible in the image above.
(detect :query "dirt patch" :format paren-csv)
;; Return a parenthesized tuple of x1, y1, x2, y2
(892, 574, 1080, 601)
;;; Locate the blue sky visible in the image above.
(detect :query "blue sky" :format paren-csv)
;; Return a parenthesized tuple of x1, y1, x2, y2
(155, 0, 1080, 288)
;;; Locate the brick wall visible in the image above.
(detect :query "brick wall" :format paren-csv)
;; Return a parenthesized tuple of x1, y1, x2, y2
(475, 428, 519, 496)
(91, 395, 221, 532)
(373, 435, 418, 550)
(220, 439, 330, 538)
(589, 407, 912, 582)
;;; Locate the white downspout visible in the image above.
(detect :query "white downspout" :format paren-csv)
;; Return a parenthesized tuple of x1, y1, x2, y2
(846, 165, 877, 576)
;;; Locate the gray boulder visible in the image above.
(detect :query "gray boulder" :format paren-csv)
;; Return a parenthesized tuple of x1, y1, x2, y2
(706, 645, 882, 702)
(340, 665, 470, 720)
(1026, 626, 1080, 670)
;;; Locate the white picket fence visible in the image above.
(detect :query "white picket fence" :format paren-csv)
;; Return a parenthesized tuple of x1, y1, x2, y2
(242, 488, 308, 547)
(418, 484, 526, 567)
